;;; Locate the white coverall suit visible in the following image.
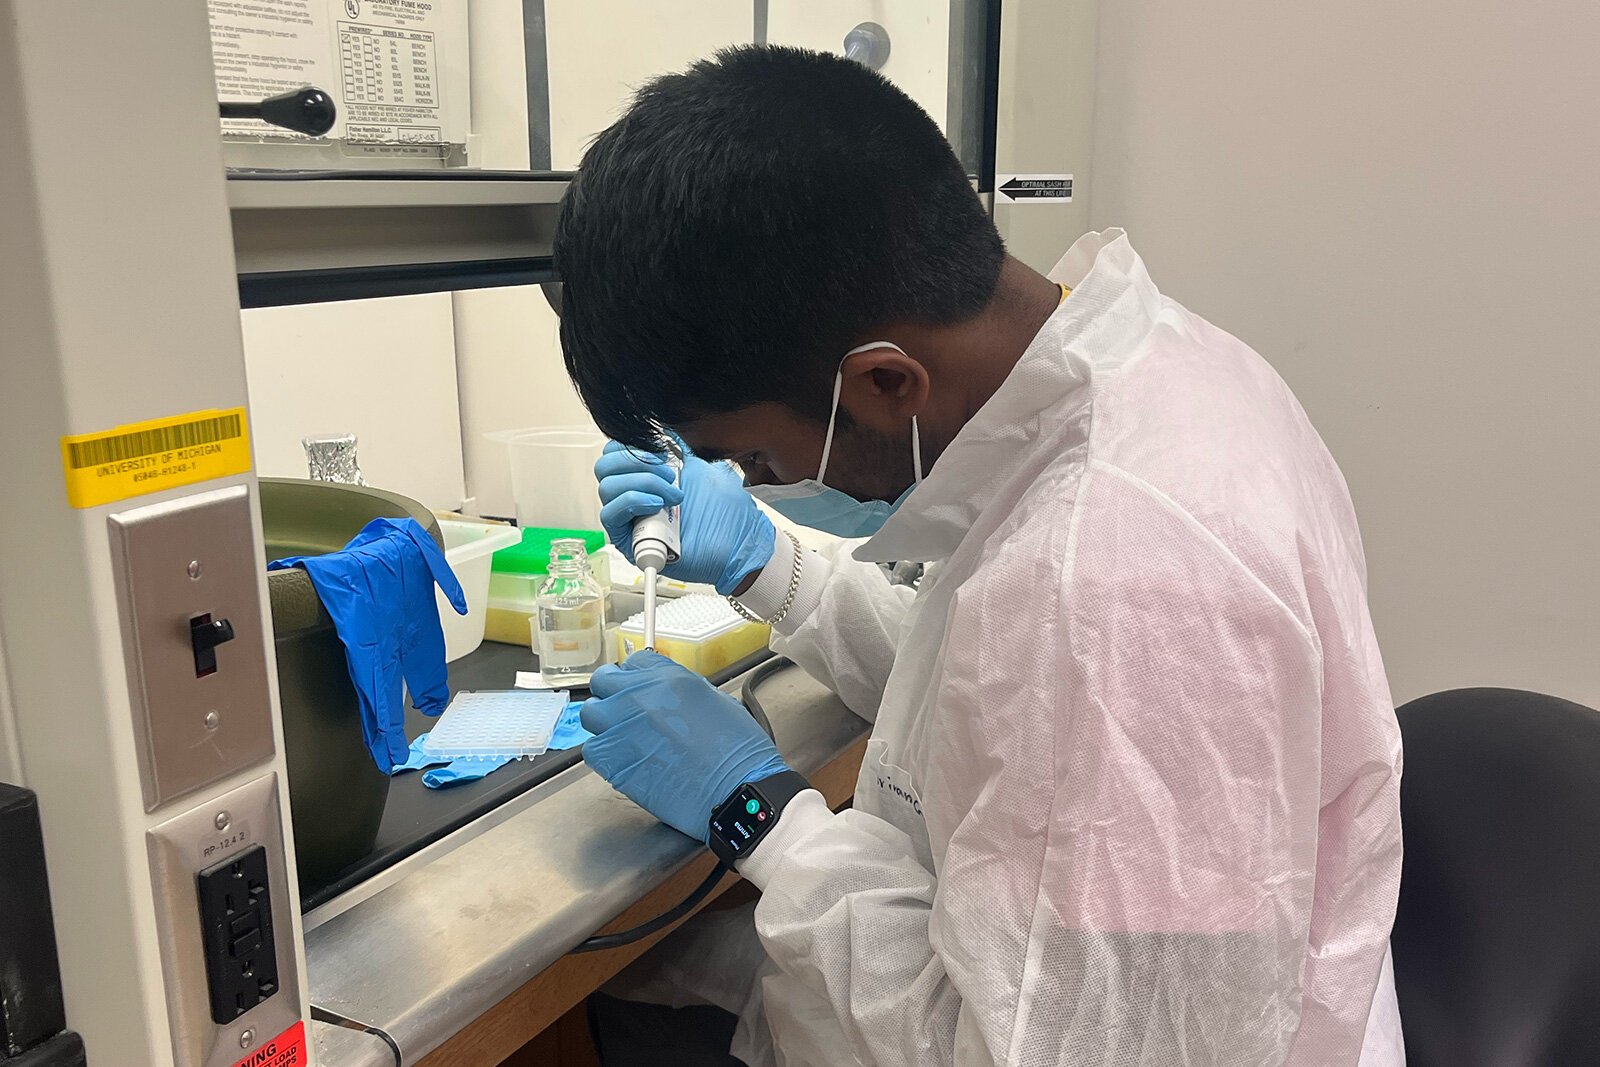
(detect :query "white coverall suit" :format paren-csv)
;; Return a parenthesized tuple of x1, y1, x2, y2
(626, 230, 1406, 1066)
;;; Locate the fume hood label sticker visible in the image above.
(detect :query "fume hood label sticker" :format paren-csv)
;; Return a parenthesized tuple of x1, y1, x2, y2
(210, 1, 337, 138)
(59, 408, 252, 509)
(209, 0, 469, 150)
(336, 0, 467, 147)
(995, 174, 1074, 204)
(229, 1020, 307, 1067)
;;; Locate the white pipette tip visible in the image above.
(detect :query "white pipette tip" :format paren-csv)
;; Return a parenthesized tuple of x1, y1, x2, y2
(642, 566, 658, 650)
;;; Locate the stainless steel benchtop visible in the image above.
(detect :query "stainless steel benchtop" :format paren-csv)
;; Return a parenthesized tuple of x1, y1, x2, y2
(306, 661, 867, 1065)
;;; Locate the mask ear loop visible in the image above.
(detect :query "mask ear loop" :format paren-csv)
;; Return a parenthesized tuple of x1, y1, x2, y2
(824, 341, 915, 488)
(815, 368, 846, 486)
(911, 416, 923, 484)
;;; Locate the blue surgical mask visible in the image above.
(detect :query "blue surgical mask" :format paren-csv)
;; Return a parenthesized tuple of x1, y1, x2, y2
(747, 341, 923, 539)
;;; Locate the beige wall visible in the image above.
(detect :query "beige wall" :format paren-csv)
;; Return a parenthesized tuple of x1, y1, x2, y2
(993, 0, 1098, 270)
(1083, 1, 1600, 706)
(241, 294, 467, 510)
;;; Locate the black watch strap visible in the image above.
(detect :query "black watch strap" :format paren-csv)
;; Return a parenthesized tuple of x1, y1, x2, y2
(707, 770, 812, 867)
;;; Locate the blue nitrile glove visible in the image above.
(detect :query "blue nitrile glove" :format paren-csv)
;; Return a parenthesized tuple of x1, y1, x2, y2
(595, 441, 775, 595)
(394, 733, 447, 773)
(394, 733, 516, 788)
(422, 758, 512, 788)
(580, 651, 789, 843)
(270, 518, 467, 773)
(547, 701, 593, 751)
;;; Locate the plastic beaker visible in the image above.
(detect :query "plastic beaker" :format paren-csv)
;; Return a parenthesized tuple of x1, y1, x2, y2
(486, 426, 607, 531)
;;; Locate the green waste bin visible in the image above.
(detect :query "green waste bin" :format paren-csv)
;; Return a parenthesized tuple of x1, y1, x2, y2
(259, 477, 441, 899)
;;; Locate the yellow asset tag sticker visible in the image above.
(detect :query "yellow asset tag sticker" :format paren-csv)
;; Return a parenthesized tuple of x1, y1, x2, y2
(60, 407, 252, 509)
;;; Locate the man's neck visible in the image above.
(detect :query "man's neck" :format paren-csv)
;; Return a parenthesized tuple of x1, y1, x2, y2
(959, 257, 1062, 421)
(898, 256, 1062, 465)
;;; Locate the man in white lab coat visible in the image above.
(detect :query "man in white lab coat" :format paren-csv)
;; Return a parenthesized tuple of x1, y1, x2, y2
(555, 46, 1404, 1066)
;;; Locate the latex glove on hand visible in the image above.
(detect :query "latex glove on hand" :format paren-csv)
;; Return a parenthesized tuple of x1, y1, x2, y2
(580, 651, 789, 843)
(595, 440, 774, 595)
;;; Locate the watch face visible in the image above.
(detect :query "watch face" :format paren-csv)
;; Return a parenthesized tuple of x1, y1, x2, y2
(710, 784, 775, 858)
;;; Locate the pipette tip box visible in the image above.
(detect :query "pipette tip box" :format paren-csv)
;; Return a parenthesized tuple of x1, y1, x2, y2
(616, 594, 770, 676)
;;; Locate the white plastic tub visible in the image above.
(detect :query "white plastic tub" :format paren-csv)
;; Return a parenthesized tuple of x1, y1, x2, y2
(436, 519, 521, 661)
(486, 426, 607, 531)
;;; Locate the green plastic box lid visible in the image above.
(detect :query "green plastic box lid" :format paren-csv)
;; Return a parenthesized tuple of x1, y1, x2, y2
(492, 527, 607, 576)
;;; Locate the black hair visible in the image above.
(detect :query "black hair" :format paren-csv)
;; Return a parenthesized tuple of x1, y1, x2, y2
(554, 45, 1006, 451)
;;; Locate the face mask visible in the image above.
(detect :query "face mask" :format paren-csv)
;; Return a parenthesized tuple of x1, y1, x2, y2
(747, 341, 923, 538)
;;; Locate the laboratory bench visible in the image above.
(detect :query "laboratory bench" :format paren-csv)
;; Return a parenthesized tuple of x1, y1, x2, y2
(302, 643, 870, 1066)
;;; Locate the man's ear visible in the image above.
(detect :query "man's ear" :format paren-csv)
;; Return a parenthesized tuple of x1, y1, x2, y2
(837, 345, 929, 432)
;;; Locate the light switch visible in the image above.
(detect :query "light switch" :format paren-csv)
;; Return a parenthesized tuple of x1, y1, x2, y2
(109, 485, 275, 812)
(189, 614, 236, 678)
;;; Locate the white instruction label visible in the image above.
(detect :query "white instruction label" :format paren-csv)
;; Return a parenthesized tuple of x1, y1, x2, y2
(336, 1, 453, 145)
(210, 0, 334, 137)
(995, 174, 1074, 204)
(208, 0, 467, 149)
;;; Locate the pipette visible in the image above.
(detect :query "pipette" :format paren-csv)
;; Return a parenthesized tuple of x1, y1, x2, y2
(630, 459, 682, 651)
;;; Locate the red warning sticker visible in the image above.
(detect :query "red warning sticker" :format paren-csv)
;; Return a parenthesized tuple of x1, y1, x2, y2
(230, 1021, 308, 1067)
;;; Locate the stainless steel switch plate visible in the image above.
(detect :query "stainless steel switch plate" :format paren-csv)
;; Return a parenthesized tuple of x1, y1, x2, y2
(147, 773, 302, 1067)
(110, 485, 275, 811)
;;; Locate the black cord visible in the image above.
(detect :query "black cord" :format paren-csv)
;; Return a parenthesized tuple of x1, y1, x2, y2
(739, 655, 792, 740)
(310, 1004, 404, 1064)
(567, 658, 790, 954)
(570, 861, 731, 953)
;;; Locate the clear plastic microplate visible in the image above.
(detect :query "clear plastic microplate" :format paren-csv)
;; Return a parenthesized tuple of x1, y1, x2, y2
(421, 689, 570, 761)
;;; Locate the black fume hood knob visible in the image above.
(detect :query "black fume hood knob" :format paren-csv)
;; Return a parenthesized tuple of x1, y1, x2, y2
(218, 87, 337, 138)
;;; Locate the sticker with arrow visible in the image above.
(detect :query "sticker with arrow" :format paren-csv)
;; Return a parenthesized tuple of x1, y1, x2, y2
(995, 174, 1073, 204)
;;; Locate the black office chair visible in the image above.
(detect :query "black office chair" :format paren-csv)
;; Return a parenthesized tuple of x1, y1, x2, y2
(1392, 687, 1600, 1066)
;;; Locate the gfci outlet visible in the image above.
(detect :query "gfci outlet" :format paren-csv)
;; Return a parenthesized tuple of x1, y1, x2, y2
(196, 845, 281, 1023)
(147, 771, 301, 1066)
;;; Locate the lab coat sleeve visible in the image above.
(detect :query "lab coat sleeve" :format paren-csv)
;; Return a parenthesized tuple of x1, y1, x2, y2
(740, 475, 1326, 1066)
(736, 530, 913, 721)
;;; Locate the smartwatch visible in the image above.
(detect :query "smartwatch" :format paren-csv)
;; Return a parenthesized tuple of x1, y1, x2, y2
(707, 770, 811, 867)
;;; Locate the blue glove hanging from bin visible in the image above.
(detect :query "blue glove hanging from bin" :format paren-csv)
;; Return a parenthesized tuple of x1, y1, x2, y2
(270, 518, 467, 773)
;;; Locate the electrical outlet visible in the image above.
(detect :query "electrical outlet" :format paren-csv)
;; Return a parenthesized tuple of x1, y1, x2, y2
(195, 846, 280, 1024)
(147, 775, 301, 1067)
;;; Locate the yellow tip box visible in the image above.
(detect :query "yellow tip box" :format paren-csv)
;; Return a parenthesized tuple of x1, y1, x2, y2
(615, 595, 770, 676)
